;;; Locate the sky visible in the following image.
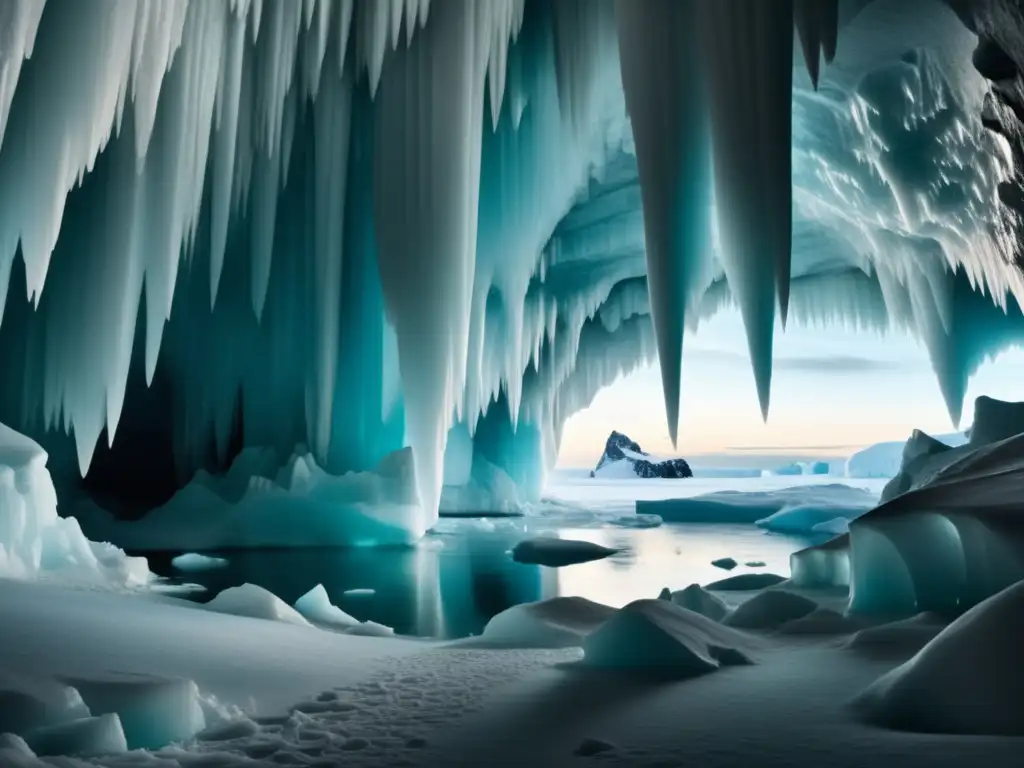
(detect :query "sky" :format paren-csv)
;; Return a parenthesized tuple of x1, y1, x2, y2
(557, 308, 1024, 469)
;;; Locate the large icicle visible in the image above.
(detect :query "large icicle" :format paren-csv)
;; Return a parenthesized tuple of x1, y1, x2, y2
(698, 0, 794, 419)
(794, 0, 839, 90)
(373, 0, 495, 523)
(615, 0, 712, 446)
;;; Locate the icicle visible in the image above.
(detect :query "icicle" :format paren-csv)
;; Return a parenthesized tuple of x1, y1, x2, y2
(616, 0, 713, 445)
(794, 0, 839, 90)
(698, 0, 794, 419)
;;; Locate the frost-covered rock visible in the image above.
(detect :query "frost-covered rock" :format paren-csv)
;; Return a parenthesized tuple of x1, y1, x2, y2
(171, 553, 228, 571)
(582, 600, 757, 676)
(511, 537, 618, 567)
(293, 585, 359, 629)
(0, 422, 150, 588)
(638, 483, 878, 524)
(724, 590, 818, 630)
(463, 597, 616, 649)
(591, 431, 692, 479)
(204, 584, 312, 627)
(705, 573, 787, 591)
(852, 581, 1024, 735)
(76, 447, 424, 550)
(663, 584, 729, 622)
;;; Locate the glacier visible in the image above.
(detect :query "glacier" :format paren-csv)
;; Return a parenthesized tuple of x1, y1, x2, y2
(0, 0, 1022, 544)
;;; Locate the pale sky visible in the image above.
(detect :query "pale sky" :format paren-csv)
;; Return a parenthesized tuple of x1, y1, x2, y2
(557, 308, 1024, 468)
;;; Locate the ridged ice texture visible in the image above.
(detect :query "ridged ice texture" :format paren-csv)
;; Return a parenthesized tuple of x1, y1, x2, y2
(0, 0, 1022, 529)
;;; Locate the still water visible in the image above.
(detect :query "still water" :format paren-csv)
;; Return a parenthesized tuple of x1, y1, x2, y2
(145, 523, 823, 639)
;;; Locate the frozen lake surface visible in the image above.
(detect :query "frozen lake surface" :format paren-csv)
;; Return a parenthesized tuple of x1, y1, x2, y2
(147, 472, 888, 639)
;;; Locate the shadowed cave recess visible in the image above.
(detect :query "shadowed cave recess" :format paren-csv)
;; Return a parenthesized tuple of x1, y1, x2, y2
(2, 0, 1024, 545)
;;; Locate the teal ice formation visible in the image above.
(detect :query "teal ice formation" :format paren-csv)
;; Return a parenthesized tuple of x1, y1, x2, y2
(0, 0, 1024, 543)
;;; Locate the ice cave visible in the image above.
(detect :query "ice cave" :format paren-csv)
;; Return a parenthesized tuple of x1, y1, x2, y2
(1, 0, 1024, 766)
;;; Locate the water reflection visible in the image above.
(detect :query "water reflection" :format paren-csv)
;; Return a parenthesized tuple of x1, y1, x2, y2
(145, 523, 820, 639)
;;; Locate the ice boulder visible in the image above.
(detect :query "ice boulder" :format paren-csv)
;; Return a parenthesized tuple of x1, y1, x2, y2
(756, 503, 871, 535)
(789, 535, 851, 588)
(724, 590, 819, 630)
(0, 421, 150, 588)
(61, 673, 205, 750)
(24, 713, 128, 757)
(204, 584, 312, 627)
(511, 537, 619, 567)
(591, 431, 692, 479)
(638, 484, 878, 524)
(705, 573, 787, 591)
(0, 674, 90, 736)
(460, 597, 616, 649)
(663, 584, 729, 622)
(171, 553, 228, 571)
(294, 584, 359, 628)
(74, 447, 424, 550)
(582, 600, 757, 677)
(852, 581, 1024, 735)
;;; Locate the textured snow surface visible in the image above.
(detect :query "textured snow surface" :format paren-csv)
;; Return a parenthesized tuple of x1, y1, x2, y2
(638, 483, 879, 524)
(853, 580, 1024, 735)
(724, 590, 819, 630)
(0, 422, 150, 587)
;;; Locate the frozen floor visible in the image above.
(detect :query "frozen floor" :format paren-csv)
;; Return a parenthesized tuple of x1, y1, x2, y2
(2, 579, 1018, 767)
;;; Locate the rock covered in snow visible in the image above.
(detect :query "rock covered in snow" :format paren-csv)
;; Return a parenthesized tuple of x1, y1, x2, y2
(852, 581, 1024, 735)
(724, 590, 818, 630)
(582, 599, 757, 677)
(204, 584, 312, 627)
(511, 537, 618, 567)
(460, 597, 617, 649)
(591, 431, 692, 480)
(662, 583, 729, 622)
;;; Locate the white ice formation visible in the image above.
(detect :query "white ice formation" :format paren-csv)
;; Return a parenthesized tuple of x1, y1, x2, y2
(0, 421, 150, 587)
(0, 1, 1021, 537)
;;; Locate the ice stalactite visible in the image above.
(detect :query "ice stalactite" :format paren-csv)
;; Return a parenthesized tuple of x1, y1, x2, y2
(794, 0, 839, 90)
(615, 0, 713, 446)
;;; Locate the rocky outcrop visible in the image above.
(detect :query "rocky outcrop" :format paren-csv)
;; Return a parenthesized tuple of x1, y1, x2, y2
(591, 431, 693, 479)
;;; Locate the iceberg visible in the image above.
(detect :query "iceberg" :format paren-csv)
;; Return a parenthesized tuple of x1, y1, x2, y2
(171, 553, 228, 571)
(755, 503, 872, 534)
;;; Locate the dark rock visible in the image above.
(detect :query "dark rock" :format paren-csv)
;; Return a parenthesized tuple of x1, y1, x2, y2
(574, 737, 615, 756)
(711, 557, 738, 570)
(592, 430, 693, 479)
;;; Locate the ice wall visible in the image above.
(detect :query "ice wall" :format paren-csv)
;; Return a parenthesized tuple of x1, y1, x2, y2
(0, 1, 1022, 531)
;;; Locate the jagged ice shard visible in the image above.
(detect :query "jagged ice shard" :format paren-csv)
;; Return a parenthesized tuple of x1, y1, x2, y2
(0, 0, 1023, 540)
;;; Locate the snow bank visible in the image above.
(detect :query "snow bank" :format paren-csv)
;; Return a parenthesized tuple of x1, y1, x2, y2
(344, 621, 395, 637)
(637, 483, 878, 524)
(204, 584, 312, 627)
(724, 590, 818, 630)
(845, 431, 967, 478)
(846, 612, 946, 654)
(293, 585, 359, 629)
(0, 422, 150, 588)
(459, 597, 616, 649)
(756, 503, 872, 534)
(852, 581, 1024, 735)
(171, 553, 228, 571)
(511, 537, 618, 567)
(789, 535, 851, 588)
(582, 599, 757, 677)
(76, 447, 424, 551)
(661, 584, 729, 622)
